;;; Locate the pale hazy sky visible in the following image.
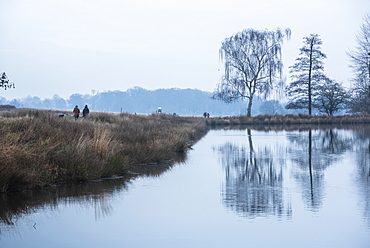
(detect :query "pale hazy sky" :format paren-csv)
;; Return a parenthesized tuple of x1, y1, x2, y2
(0, 0, 369, 100)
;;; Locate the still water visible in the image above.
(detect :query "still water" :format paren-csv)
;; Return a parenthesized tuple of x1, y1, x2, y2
(1, 127, 370, 247)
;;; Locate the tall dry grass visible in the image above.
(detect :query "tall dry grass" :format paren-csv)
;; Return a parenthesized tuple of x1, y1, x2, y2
(207, 114, 370, 126)
(0, 109, 207, 192)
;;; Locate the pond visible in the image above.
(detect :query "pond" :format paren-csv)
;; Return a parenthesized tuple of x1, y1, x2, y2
(1, 127, 370, 247)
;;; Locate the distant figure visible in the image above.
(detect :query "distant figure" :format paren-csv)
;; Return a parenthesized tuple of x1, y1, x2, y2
(206, 113, 210, 118)
(203, 112, 207, 118)
(73, 105, 80, 120)
(158, 107, 162, 113)
(82, 105, 90, 118)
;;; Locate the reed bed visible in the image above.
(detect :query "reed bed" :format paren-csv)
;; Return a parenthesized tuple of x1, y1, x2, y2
(0, 109, 207, 192)
(207, 114, 370, 126)
(3, 108, 367, 192)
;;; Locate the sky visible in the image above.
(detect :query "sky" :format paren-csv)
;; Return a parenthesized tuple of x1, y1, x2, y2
(0, 0, 369, 100)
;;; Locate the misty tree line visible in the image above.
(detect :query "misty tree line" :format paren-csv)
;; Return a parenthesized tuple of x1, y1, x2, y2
(214, 14, 370, 116)
(0, 87, 291, 116)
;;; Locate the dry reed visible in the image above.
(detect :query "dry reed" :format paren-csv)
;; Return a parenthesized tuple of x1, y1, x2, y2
(0, 109, 207, 192)
(207, 114, 370, 126)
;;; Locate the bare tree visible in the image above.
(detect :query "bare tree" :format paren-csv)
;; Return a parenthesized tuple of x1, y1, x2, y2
(347, 14, 370, 114)
(0, 72, 15, 90)
(314, 78, 349, 116)
(285, 34, 327, 115)
(214, 28, 291, 117)
(348, 86, 370, 114)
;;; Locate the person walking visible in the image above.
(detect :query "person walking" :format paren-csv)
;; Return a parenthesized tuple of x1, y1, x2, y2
(82, 105, 90, 118)
(73, 105, 80, 120)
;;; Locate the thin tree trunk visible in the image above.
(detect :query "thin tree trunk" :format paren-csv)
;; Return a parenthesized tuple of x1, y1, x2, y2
(308, 41, 314, 116)
(308, 130, 314, 205)
(247, 97, 253, 117)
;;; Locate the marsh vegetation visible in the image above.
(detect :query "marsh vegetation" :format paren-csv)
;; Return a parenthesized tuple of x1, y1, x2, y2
(206, 113, 370, 126)
(1, 107, 369, 193)
(0, 109, 207, 192)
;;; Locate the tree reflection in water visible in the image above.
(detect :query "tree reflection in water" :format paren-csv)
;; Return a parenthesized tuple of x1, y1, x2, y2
(353, 127, 370, 228)
(217, 127, 359, 219)
(218, 129, 291, 219)
(288, 128, 353, 211)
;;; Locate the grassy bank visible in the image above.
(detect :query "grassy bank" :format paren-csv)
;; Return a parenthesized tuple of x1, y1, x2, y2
(0, 109, 207, 192)
(2, 108, 368, 192)
(206, 114, 370, 126)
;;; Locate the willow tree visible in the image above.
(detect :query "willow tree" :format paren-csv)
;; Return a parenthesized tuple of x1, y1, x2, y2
(285, 34, 326, 115)
(214, 28, 291, 117)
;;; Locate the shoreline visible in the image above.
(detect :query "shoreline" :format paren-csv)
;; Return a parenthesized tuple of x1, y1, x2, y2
(206, 114, 370, 126)
(1, 108, 369, 193)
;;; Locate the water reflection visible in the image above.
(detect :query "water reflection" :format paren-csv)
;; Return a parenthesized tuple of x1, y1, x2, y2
(2, 126, 370, 246)
(217, 126, 370, 221)
(0, 152, 187, 232)
(0, 179, 129, 229)
(288, 129, 353, 211)
(353, 127, 370, 228)
(218, 129, 291, 219)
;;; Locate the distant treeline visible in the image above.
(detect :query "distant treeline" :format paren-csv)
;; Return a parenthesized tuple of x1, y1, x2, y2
(0, 87, 325, 116)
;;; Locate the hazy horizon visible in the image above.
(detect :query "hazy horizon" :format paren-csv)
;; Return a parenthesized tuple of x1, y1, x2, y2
(1, 0, 368, 100)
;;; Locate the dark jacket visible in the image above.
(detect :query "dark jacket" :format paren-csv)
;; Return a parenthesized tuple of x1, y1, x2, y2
(82, 105, 90, 117)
